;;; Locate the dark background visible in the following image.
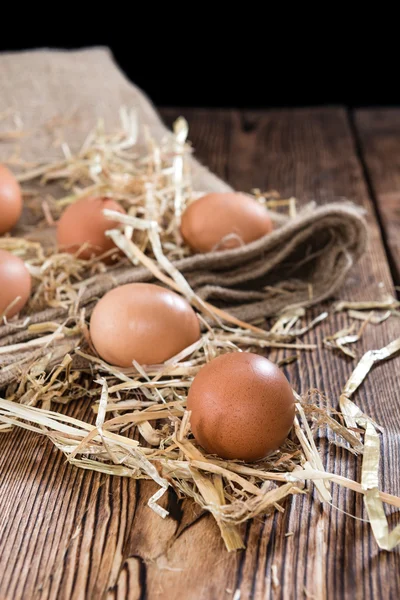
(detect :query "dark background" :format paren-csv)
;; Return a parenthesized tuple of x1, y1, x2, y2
(0, 25, 397, 108)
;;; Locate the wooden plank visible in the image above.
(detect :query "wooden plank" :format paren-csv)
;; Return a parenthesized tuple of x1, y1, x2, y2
(354, 108, 400, 283)
(0, 107, 400, 599)
(220, 108, 400, 600)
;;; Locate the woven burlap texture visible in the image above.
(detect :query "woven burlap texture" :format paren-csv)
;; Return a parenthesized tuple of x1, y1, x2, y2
(0, 48, 368, 388)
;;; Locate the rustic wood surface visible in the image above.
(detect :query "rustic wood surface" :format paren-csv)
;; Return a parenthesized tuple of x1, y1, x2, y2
(355, 109, 400, 282)
(1, 107, 400, 600)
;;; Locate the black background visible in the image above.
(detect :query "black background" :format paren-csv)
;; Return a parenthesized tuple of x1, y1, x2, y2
(0, 21, 397, 109)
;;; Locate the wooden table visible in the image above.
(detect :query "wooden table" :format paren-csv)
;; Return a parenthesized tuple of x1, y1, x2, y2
(1, 107, 400, 600)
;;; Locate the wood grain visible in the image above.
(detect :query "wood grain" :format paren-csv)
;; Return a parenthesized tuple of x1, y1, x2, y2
(1, 108, 400, 599)
(354, 108, 400, 283)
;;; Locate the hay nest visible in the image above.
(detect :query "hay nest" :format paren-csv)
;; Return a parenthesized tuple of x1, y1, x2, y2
(1, 113, 399, 552)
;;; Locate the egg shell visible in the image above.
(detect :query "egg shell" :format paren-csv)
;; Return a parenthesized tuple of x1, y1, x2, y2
(0, 249, 32, 318)
(56, 196, 126, 262)
(90, 283, 201, 367)
(187, 352, 295, 461)
(0, 165, 23, 235)
(180, 192, 273, 253)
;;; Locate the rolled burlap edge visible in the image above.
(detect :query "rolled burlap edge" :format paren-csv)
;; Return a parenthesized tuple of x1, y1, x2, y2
(0, 200, 367, 337)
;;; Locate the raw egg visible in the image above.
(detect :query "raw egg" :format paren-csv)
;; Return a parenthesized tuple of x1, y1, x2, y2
(90, 283, 201, 367)
(0, 164, 23, 235)
(180, 192, 273, 253)
(56, 196, 126, 261)
(187, 352, 295, 461)
(0, 250, 32, 318)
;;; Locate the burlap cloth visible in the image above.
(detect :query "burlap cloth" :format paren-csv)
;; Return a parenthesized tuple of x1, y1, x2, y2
(0, 48, 368, 388)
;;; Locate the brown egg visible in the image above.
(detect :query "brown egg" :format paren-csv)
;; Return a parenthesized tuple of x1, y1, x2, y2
(187, 352, 295, 461)
(0, 250, 32, 318)
(0, 164, 23, 235)
(180, 192, 273, 253)
(56, 196, 126, 261)
(90, 283, 201, 367)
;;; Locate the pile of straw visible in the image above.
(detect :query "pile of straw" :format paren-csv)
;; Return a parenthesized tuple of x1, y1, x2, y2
(1, 114, 399, 552)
